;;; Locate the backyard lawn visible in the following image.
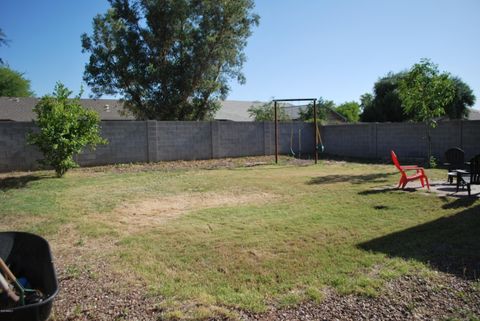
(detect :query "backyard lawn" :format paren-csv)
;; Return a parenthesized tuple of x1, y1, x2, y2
(1, 157, 479, 320)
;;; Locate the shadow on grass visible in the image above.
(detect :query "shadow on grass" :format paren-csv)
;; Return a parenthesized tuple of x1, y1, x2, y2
(307, 172, 396, 185)
(358, 187, 418, 195)
(440, 196, 478, 209)
(359, 202, 480, 279)
(0, 175, 48, 192)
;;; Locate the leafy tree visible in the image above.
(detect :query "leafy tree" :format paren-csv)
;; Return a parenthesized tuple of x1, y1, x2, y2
(336, 101, 360, 122)
(444, 77, 476, 119)
(248, 102, 291, 121)
(82, 0, 259, 120)
(0, 66, 34, 97)
(359, 93, 373, 113)
(28, 83, 107, 177)
(398, 58, 455, 166)
(360, 72, 410, 122)
(360, 71, 474, 123)
(298, 97, 332, 123)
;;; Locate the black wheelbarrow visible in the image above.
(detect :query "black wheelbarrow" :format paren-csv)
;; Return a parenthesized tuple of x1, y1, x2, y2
(0, 232, 58, 321)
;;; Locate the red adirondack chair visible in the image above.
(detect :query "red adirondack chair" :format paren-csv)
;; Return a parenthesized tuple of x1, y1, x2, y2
(391, 151, 430, 190)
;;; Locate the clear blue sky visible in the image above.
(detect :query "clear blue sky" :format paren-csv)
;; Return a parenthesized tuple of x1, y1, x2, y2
(1, 0, 479, 109)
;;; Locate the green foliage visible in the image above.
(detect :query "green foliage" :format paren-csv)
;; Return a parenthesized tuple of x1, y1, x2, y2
(0, 66, 34, 97)
(445, 77, 476, 119)
(360, 72, 410, 122)
(28, 83, 107, 177)
(298, 97, 332, 123)
(248, 102, 291, 121)
(429, 156, 437, 169)
(82, 0, 259, 120)
(336, 101, 360, 122)
(398, 58, 456, 164)
(361, 63, 473, 123)
(399, 59, 455, 125)
(359, 93, 373, 113)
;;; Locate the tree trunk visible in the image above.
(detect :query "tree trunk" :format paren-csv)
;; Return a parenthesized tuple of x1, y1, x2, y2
(426, 120, 432, 168)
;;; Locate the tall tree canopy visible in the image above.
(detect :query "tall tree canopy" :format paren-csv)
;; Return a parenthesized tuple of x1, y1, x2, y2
(360, 68, 475, 123)
(398, 59, 455, 123)
(82, 0, 259, 120)
(0, 66, 34, 97)
(444, 77, 476, 119)
(360, 72, 411, 122)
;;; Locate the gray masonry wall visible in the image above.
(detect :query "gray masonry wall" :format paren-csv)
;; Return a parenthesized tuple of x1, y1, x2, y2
(322, 120, 480, 163)
(0, 122, 43, 172)
(0, 121, 314, 172)
(75, 121, 148, 166)
(1, 120, 479, 172)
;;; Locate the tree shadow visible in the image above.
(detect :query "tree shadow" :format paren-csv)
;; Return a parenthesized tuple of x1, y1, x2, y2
(0, 175, 48, 192)
(358, 202, 480, 279)
(307, 172, 396, 185)
(439, 196, 477, 209)
(358, 187, 418, 195)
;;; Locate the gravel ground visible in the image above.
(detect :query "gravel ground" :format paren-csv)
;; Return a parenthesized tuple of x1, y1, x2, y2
(51, 257, 480, 321)
(242, 274, 480, 321)
(51, 260, 162, 321)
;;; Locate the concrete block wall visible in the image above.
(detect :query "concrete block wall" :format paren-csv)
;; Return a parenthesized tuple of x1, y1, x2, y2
(0, 121, 150, 172)
(322, 123, 375, 158)
(461, 121, 480, 160)
(278, 122, 315, 155)
(1, 120, 479, 172)
(430, 121, 462, 161)
(155, 121, 212, 161)
(76, 121, 148, 166)
(376, 123, 427, 160)
(215, 122, 265, 158)
(0, 122, 42, 171)
(321, 120, 480, 163)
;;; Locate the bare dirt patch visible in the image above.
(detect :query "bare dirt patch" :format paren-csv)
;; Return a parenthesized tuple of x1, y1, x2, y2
(75, 156, 288, 175)
(101, 191, 277, 232)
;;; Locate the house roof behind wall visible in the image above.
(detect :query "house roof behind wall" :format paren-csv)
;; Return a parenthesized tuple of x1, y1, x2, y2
(0, 97, 264, 121)
(0, 97, 132, 121)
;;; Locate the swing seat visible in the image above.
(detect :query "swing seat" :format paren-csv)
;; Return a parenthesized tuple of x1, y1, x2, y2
(391, 150, 430, 190)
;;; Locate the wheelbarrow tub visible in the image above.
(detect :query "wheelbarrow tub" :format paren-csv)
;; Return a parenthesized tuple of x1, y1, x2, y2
(0, 232, 58, 321)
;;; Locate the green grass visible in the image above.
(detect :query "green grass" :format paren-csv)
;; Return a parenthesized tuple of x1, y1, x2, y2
(1, 158, 479, 319)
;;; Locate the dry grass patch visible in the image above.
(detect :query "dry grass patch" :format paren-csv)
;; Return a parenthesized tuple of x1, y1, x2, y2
(99, 191, 278, 233)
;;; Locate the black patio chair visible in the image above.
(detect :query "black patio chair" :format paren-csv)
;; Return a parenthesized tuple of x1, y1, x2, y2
(456, 154, 480, 196)
(444, 147, 465, 184)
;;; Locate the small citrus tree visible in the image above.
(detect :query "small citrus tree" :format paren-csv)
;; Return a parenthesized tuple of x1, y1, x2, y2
(398, 59, 455, 167)
(28, 83, 107, 177)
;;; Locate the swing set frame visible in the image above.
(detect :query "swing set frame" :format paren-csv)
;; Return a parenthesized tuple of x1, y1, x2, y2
(272, 98, 320, 164)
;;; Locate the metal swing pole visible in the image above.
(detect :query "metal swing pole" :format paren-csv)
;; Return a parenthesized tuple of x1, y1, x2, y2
(273, 98, 317, 165)
(274, 100, 278, 164)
